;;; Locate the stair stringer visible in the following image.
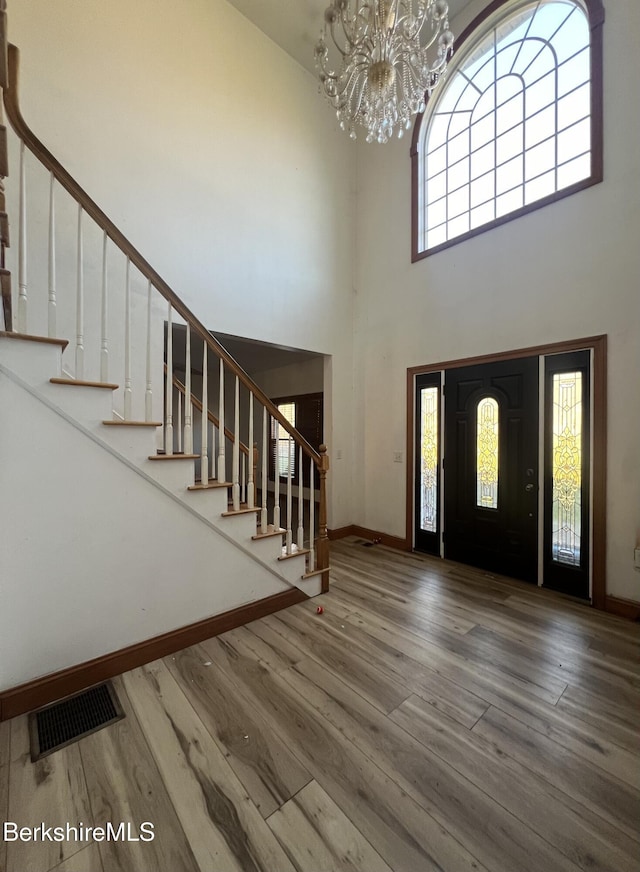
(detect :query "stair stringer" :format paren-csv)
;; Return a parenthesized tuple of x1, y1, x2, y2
(0, 363, 311, 693)
(0, 335, 318, 590)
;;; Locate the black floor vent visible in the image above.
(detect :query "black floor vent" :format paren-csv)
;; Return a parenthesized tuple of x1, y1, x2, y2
(29, 682, 124, 761)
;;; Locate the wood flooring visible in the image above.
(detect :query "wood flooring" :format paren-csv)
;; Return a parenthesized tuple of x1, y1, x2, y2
(2, 537, 639, 872)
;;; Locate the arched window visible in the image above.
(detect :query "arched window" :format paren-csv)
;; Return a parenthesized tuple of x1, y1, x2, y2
(411, 0, 604, 259)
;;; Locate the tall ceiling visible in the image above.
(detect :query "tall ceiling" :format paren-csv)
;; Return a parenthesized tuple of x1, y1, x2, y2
(225, 0, 472, 75)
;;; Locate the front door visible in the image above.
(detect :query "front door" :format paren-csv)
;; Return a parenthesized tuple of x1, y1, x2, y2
(444, 357, 539, 583)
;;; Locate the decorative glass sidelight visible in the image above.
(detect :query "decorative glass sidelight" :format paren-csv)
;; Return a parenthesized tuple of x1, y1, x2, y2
(420, 386, 439, 532)
(477, 397, 499, 509)
(551, 371, 583, 565)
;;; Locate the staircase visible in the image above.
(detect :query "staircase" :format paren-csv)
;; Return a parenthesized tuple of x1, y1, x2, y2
(0, 24, 330, 711)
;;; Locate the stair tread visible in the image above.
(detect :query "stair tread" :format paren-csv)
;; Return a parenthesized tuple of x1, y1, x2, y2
(51, 377, 118, 389)
(302, 567, 329, 579)
(148, 453, 198, 461)
(221, 506, 261, 517)
(188, 481, 232, 490)
(252, 526, 287, 540)
(279, 547, 311, 561)
(103, 420, 162, 427)
(1, 331, 69, 350)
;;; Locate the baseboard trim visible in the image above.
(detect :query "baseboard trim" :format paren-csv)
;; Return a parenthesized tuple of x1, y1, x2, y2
(604, 595, 640, 621)
(328, 524, 410, 552)
(0, 588, 307, 722)
(328, 525, 357, 540)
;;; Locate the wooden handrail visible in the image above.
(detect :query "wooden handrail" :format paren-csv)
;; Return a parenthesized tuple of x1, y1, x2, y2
(3, 44, 321, 466)
(167, 365, 250, 458)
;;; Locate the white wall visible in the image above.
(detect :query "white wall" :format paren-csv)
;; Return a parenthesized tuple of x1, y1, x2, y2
(0, 371, 291, 692)
(354, 0, 640, 601)
(252, 357, 324, 399)
(7, 0, 356, 528)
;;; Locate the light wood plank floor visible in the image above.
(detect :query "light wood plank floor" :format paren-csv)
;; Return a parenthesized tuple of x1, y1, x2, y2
(2, 538, 639, 872)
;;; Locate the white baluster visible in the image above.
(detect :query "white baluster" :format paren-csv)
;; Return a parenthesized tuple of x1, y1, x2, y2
(184, 324, 192, 452)
(100, 233, 109, 382)
(75, 205, 84, 378)
(261, 408, 268, 534)
(165, 302, 173, 454)
(286, 434, 293, 555)
(201, 342, 208, 482)
(232, 376, 240, 511)
(241, 453, 246, 505)
(309, 457, 315, 571)
(48, 173, 56, 338)
(297, 444, 304, 550)
(209, 420, 214, 477)
(217, 358, 226, 481)
(123, 257, 132, 419)
(177, 392, 183, 453)
(17, 140, 26, 333)
(273, 416, 280, 530)
(247, 393, 255, 508)
(144, 281, 152, 420)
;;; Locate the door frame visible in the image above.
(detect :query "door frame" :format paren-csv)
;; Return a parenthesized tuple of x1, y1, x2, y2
(406, 335, 607, 609)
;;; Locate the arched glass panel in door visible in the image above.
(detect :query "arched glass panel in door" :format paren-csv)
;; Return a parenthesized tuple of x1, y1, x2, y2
(477, 397, 499, 509)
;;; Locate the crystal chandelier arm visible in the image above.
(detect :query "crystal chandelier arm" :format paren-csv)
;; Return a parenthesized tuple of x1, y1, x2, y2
(386, 0, 401, 30)
(420, 27, 444, 52)
(350, 75, 369, 122)
(334, 57, 371, 98)
(328, 19, 350, 57)
(338, 2, 371, 51)
(400, 55, 427, 96)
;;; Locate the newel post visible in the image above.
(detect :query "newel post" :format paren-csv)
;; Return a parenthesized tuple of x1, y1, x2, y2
(317, 444, 330, 589)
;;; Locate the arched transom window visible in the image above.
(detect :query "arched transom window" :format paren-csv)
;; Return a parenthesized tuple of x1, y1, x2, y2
(412, 0, 604, 258)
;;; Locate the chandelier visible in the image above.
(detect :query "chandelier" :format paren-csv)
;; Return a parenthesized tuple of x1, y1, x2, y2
(315, 0, 454, 143)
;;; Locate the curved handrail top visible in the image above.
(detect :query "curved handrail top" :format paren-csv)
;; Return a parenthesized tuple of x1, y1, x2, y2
(3, 43, 321, 465)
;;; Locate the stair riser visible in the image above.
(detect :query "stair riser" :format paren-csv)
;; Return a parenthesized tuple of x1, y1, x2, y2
(97, 426, 160, 462)
(247, 534, 284, 564)
(182, 488, 229, 522)
(297, 575, 323, 597)
(0, 340, 62, 384)
(219, 511, 261, 544)
(276, 552, 309, 585)
(43, 383, 114, 423)
(143, 459, 195, 493)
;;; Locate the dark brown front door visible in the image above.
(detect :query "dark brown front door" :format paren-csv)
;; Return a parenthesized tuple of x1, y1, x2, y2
(444, 356, 539, 583)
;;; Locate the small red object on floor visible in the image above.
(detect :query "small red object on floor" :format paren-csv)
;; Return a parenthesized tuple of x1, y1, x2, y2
(316, 606, 324, 615)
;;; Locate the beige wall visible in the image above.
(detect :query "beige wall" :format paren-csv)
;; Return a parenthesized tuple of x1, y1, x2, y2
(353, 0, 640, 601)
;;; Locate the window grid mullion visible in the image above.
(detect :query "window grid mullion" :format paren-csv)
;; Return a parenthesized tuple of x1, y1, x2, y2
(554, 54, 559, 192)
(492, 28, 497, 221)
